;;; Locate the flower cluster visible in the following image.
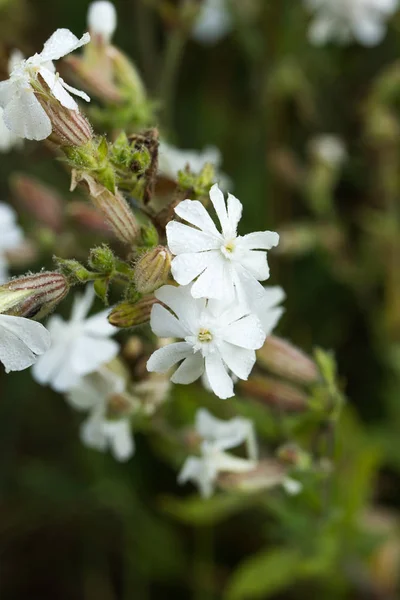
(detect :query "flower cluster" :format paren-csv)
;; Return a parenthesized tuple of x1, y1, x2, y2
(147, 184, 283, 399)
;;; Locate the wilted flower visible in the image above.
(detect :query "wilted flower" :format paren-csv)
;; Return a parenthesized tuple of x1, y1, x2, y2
(178, 408, 257, 498)
(166, 184, 279, 306)
(0, 29, 90, 141)
(147, 284, 266, 399)
(87, 1, 117, 43)
(192, 0, 233, 45)
(32, 285, 119, 392)
(67, 366, 134, 462)
(0, 203, 24, 283)
(305, 0, 399, 46)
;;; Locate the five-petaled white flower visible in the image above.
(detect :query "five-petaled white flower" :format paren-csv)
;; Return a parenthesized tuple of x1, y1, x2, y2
(0, 28, 90, 141)
(178, 408, 258, 498)
(147, 283, 266, 399)
(67, 367, 134, 462)
(305, 0, 399, 46)
(87, 1, 117, 43)
(192, 0, 233, 45)
(32, 285, 118, 392)
(0, 203, 24, 283)
(0, 314, 51, 373)
(166, 184, 279, 307)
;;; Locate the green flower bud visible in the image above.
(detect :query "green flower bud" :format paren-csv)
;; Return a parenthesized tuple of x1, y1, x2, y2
(55, 258, 94, 284)
(0, 272, 69, 319)
(134, 246, 172, 294)
(108, 296, 157, 328)
(89, 245, 116, 274)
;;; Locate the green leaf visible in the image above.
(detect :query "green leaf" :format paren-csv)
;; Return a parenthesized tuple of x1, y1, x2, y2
(225, 548, 301, 600)
(94, 277, 109, 304)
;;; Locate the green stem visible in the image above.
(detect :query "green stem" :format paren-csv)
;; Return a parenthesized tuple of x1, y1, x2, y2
(159, 26, 188, 134)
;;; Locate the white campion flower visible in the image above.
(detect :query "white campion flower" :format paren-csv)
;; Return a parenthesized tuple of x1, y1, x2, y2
(178, 408, 257, 498)
(32, 285, 118, 392)
(67, 367, 134, 462)
(0, 29, 90, 141)
(166, 184, 279, 307)
(0, 203, 24, 283)
(0, 314, 50, 373)
(87, 1, 117, 43)
(146, 283, 266, 399)
(192, 0, 233, 45)
(305, 0, 399, 46)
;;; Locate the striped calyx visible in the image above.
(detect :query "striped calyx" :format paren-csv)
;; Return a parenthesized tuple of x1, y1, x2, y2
(0, 272, 69, 320)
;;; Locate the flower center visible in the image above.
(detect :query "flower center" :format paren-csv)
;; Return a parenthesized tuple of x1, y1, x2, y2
(221, 239, 236, 258)
(198, 328, 213, 343)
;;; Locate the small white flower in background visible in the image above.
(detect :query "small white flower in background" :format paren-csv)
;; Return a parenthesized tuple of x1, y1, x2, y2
(67, 367, 134, 462)
(158, 141, 230, 188)
(310, 135, 347, 168)
(0, 28, 90, 141)
(192, 0, 233, 45)
(0, 314, 50, 373)
(166, 184, 279, 307)
(305, 0, 399, 46)
(87, 1, 117, 43)
(0, 203, 24, 283)
(178, 408, 257, 498)
(32, 285, 118, 392)
(147, 283, 266, 399)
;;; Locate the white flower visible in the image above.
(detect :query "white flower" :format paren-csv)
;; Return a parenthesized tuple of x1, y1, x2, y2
(32, 285, 118, 392)
(310, 135, 347, 167)
(178, 408, 257, 498)
(0, 203, 24, 283)
(67, 367, 134, 462)
(192, 0, 233, 45)
(166, 184, 279, 306)
(146, 283, 266, 399)
(87, 1, 117, 43)
(158, 141, 230, 188)
(0, 29, 90, 141)
(0, 314, 51, 372)
(305, 0, 399, 46)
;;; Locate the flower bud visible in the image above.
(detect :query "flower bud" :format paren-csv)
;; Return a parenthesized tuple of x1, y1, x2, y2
(11, 174, 64, 232)
(88, 1, 117, 44)
(276, 443, 311, 470)
(71, 172, 139, 246)
(134, 247, 172, 294)
(239, 376, 308, 412)
(109, 46, 146, 103)
(257, 336, 319, 385)
(67, 201, 114, 235)
(0, 272, 69, 319)
(89, 245, 116, 273)
(108, 296, 157, 328)
(218, 459, 287, 493)
(39, 98, 93, 147)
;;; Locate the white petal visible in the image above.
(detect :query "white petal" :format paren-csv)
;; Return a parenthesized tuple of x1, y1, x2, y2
(174, 199, 220, 236)
(191, 255, 235, 301)
(282, 477, 302, 495)
(257, 307, 283, 336)
(155, 284, 204, 331)
(227, 193, 242, 235)
(308, 15, 335, 45)
(214, 451, 256, 473)
(67, 379, 99, 411)
(104, 419, 135, 462)
(39, 29, 91, 63)
(257, 286, 286, 311)
(204, 353, 234, 399)
(353, 16, 386, 46)
(166, 221, 220, 254)
(209, 183, 230, 236)
(71, 335, 119, 376)
(170, 251, 215, 286)
(71, 285, 95, 322)
(217, 341, 256, 380)
(237, 231, 279, 251)
(196, 409, 251, 450)
(150, 303, 188, 338)
(147, 342, 192, 373)
(221, 314, 265, 350)
(0, 79, 17, 107)
(236, 250, 270, 280)
(3, 88, 51, 141)
(38, 67, 78, 110)
(51, 360, 81, 392)
(232, 264, 267, 306)
(88, 1, 117, 40)
(171, 352, 204, 384)
(62, 80, 90, 102)
(84, 309, 117, 336)
(0, 315, 50, 372)
(81, 409, 107, 452)
(178, 454, 216, 498)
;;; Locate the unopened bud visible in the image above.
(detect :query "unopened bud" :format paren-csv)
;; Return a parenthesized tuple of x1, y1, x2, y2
(276, 443, 311, 470)
(257, 336, 319, 385)
(42, 100, 93, 147)
(55, 258, 93, 284)
(71, 172, 139, 246)
(88, 1, 117, 44)
(134, 246, 171, 294)
(67, 201, 113, 235)
(0, 272, 69, 319)
(218, 459, 286, 493)
(11, 174, 64, 232)
(108, 295, 157, 328)
(239, 376, 308, 412)
(89, 245, 116, 273)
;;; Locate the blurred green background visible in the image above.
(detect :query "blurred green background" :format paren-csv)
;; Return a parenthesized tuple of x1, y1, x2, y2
(2, 0, 400, 598)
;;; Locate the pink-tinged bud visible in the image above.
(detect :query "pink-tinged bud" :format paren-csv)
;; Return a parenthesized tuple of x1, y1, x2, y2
(218, 459, 287, 493)
(0, 272, 69, 319)
(71, 172, 139, 245)
(44, 102, 93, 147)
(108, 296, 157, 328)
(67, 201, 113, 235)
(64, 56, 123, 104)
(257, 336, 319, 385)
(239, 376, 308, 412)
(11, 174, 64, 232)
(134, 247, 172, 294)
